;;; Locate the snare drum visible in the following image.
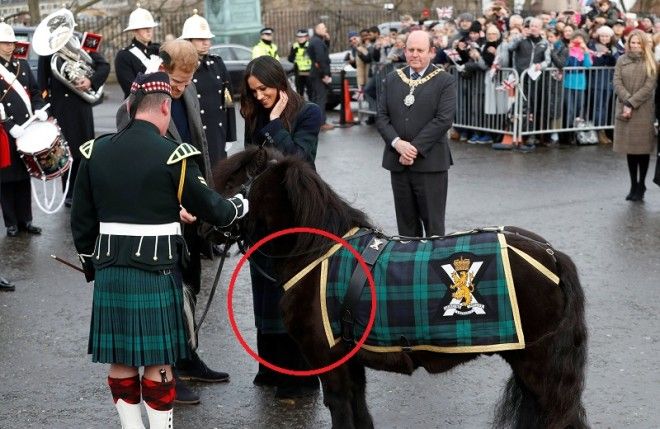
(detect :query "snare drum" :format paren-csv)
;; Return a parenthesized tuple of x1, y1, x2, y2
(16, 120, 72, 180)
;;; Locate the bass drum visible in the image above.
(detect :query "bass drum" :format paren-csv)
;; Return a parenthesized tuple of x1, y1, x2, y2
(16, 120, 72, 180)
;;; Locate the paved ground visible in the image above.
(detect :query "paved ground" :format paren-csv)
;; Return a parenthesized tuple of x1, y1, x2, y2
(0, 84, 659, 428)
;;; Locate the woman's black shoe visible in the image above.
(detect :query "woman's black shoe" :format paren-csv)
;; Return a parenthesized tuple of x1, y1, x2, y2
(19, 223, 42, 235)
(0, 275, 15, 292)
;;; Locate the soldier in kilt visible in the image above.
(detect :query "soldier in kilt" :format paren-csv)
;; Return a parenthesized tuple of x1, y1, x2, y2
(70, 72, 248, 428)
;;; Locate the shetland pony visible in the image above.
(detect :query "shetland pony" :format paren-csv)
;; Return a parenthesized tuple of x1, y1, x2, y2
(213, 147, 588, 429)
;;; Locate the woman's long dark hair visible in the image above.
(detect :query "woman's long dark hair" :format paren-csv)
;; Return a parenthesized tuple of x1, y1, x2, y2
(240, 56, 305, 136)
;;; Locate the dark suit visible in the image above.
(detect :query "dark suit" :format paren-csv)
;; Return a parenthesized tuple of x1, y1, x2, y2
(376, 65, 456, 236)
(307, 34, 331, 122)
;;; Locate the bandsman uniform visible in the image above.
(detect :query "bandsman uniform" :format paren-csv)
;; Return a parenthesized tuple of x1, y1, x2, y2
(287, 29, 312, 97)
(181, 11, 236, 165)
(37, 9, 110, 206)
(115, 5, 160, 98)
(0, 21, 46, 236)
(71, 72, 247, 428)
(252, 27, 278, 59)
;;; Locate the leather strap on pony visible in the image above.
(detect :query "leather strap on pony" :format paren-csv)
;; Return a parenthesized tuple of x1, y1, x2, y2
(340, 234, 387, 343)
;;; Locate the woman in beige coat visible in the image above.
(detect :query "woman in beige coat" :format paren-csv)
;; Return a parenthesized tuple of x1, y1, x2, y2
(613, 30, 657, 201)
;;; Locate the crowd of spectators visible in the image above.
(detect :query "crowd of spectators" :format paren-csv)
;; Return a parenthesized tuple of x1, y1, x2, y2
(344, 1, 659, 150)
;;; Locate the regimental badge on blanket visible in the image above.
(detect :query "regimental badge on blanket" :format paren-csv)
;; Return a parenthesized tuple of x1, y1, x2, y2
(436, 253, 493, 317)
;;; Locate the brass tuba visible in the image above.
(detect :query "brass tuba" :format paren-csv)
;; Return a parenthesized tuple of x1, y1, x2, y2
(32, 9, 104, 104)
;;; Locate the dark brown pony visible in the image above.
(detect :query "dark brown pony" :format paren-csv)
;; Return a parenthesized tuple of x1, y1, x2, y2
(213, 147, 588, 429)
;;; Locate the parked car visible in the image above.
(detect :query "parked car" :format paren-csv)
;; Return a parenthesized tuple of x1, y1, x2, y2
(209, 43, 294, 96)
(327, 50, 357, 110)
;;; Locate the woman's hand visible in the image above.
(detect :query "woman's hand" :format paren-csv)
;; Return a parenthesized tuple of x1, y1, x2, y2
(270, 90, 288, 120)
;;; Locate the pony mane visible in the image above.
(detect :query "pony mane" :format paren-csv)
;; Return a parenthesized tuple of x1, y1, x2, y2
(275, 156, 372, 261)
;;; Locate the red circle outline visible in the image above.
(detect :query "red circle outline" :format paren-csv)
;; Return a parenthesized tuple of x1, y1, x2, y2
(227, 227, 376, 376)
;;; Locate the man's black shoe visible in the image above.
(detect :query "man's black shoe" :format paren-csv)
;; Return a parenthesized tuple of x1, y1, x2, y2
(0, 276, 15, 292)
(174, 379, 200, 405)
(64, 198, 72, 208)
(6, 226, 18, 237)
(19, 223, 42, 235)
(176, 353, 230, 383)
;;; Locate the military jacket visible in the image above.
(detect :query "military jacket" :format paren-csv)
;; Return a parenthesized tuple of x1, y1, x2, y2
(0, 57, 46, 183)
(115, 38, 161, 98)
(193, 54, 236, 164)
(70, 120, 239, 273)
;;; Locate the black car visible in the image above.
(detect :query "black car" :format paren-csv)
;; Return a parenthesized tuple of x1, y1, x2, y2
(209, 43, 294, 97)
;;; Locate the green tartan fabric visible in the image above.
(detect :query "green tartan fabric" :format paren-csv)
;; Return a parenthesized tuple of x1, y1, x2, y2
(88, 266, 190, 366)
(324, 230, 520, 350)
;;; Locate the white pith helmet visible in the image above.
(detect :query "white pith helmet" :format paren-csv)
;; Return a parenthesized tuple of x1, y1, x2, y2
(181, 10, 214, 39)
(0, 19, 17, 43)
(124, 4, 158, 32)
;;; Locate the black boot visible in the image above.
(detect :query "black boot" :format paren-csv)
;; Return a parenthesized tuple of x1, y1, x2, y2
(173, 376, 200, 405)
(634, 183, 646, 201)
(253, 330, 283, 387)
(626, 183, 638, 201)
(176, 350, 229, 382)
(273, 334, 320, 400)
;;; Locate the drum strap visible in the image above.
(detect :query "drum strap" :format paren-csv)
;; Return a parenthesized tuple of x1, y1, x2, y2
(0, 61, 32, 116)
(177, 158, 187, 204)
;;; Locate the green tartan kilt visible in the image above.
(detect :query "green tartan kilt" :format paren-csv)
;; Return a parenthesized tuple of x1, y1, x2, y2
(88, 266, 190, 367)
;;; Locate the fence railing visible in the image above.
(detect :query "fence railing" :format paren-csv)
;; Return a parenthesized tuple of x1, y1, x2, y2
(357, 64, 617, 142)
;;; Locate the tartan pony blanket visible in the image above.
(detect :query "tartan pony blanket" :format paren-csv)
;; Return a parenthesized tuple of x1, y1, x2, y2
(283, 227, 557, 353)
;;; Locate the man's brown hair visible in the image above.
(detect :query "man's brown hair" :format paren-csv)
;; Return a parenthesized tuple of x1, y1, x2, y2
(159, 40, 198, 74)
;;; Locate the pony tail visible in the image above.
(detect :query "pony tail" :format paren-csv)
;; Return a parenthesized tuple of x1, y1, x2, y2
(495, 250, 588, 429)
(544, 250, 588, 427)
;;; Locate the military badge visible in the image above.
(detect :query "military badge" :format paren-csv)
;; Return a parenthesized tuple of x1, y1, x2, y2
(439, 253, 490, 316)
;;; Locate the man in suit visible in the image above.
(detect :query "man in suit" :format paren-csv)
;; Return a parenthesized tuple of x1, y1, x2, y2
(376, 30, 456, 237)
(307, 22, 334, 130)
(116, 39, 227, 406)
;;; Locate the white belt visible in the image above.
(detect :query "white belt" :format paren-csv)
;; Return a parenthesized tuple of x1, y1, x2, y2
(99, 222, 181, 236)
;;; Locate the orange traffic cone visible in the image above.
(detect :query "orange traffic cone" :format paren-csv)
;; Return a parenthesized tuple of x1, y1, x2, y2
(343, 78, 354, 124)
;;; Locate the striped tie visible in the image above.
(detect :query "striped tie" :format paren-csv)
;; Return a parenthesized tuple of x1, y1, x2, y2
(411, 71, 420, 80)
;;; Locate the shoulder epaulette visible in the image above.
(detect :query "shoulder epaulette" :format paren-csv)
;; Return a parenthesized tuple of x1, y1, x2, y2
(167, 143, 201, 165)
(80, 133, 114, 159)
(79, 139, 95, 159)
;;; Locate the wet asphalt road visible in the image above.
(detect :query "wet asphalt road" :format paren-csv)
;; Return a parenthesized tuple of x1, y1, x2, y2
(0, 83, 659, 428)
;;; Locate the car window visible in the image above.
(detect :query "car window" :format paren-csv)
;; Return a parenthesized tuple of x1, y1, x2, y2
(211, 46, 234, 60)
(232, 46, 252, 61)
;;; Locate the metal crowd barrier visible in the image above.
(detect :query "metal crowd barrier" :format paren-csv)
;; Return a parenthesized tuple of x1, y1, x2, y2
(360, 64, 616, 143)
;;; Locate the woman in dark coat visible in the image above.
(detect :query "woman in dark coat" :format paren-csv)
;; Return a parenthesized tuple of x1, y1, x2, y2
(612, 30, 657, 201)
(240, 55, 323, 399)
